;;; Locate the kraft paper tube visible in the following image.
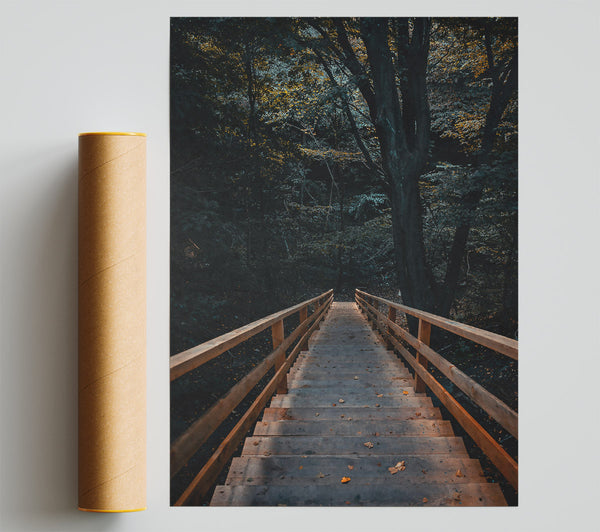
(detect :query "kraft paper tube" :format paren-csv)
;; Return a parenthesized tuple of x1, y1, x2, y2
(78, 132, 146, 512)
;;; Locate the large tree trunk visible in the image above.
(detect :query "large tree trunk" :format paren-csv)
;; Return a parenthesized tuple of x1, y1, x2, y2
(361, 18, 435, 322)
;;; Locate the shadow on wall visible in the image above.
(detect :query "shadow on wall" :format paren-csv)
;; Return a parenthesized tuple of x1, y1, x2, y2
(0, 143, 119, 528)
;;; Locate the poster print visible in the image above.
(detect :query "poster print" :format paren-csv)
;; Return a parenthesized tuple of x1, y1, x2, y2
(170, 17, 518, 506)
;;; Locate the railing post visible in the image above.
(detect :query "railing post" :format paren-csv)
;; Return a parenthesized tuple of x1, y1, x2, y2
(372, 299, 379, 328)
(315, 298, 323, 329)
(299, 306, 309, 351)
(414, 319, 431, 393)
(386, 306, 396, 349)
(271, 319, 287, 394)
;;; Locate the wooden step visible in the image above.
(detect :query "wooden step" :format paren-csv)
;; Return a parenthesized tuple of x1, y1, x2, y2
(269, 394, 432, 408)
(261, 406, 443, 422)
(224, 455, 486, 486)
(208, 301, 507, 507)
(287, 377, 413, 388)
(289, 370, 411, 379)
(293, 357, 402, 364)
(253, 419, 455, 437)
(242, 435, 469, 457)
(288, 368, 410, 378)
(211, 481, 507, 506)
(290, 363, 408, 372)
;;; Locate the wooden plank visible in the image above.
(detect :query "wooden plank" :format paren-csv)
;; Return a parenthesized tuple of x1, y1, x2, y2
(386, 306, 396, 349)
(171, 344, 277, 477)
(299, 306, 308, 350)
(414, 319, 431, 393)
(253, 419, 454, 437)
(261, 406, 442, 421)
(211, 482, 507, 506)
(299, 307, 308, 323)
(225, 455, 486, 486)
(242, 435, 468, 457)
(170, 289, 333, 381)
(386, 334, 518, 489)
(174, 295, 333, 506)
(170, 298, 332, 476)
(289, 365, 410, 375)
(287, 378, 413, 389)
(356, 290, 518, 360)
(224, 455, 484, 485)
(359, 297, 518, 438)
(272, 319, 286, 394)
(269, 395, 433, 409)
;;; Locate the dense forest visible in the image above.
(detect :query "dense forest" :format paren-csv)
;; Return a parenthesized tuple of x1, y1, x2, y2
(171, 17, 517, 353)
(170, 17, 518, 504)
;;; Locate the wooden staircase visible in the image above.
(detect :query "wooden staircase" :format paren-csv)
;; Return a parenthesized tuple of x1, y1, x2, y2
(210, 302, 506, 506)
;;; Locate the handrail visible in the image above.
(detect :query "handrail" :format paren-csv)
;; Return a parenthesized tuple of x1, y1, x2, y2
(171, 290, 334, 505)
(171, 289, 333, 381)
(355, 289, 518, 360)
(355, 289, 518, 489)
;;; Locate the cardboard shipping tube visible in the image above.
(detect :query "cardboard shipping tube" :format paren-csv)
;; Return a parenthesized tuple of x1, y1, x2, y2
(78, 132, 146, 512)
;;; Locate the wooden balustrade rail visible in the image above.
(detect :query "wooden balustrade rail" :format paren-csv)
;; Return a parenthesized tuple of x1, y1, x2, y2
(355, 289, 518, 360)
(171, 290, 334, 381)
(355, 289, 518, 489)
(171, 290, 334, 505)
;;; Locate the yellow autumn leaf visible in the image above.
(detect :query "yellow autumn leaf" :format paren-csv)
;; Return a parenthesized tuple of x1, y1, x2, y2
(403, 391, 409, 395)
(341, 476, 351, 483)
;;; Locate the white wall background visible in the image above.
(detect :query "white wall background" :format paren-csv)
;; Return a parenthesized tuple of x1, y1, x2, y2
(1, 1, 598, 531)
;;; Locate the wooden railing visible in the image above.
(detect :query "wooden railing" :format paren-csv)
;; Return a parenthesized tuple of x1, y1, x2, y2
(355, 289, 518, 489)
(170, 289, 334, 506)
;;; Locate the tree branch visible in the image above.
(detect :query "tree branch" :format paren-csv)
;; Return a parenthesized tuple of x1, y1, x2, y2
(311, 46, 384, 178)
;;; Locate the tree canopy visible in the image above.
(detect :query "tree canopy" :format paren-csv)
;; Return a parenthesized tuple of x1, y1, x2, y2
(170, 17, 518, 354)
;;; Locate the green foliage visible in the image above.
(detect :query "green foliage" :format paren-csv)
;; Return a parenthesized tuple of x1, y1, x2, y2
(170, 16, 518, 354)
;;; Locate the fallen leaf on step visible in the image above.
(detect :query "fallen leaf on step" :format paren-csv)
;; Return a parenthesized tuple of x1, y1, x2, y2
(388, 466, 398, 474)
(340, 414, 345, 418)
(347, 465, 354, 470)
(376, 393, 383, 398)
(423, 497, 428, 504)
(318, 472, 326, 478)
(375, 404, 380, 407)
(364, 441, 374, 449)
(339, 398, 345, 403)
(341, 477, 351, 484)
(403, 391, 409, 395)
(415, 412, 421, 417)
(354, 376, 359, 380)
(315, 412, 320, 416)
(299, 465, 303, 470)
(455, 469, 464, 477)
(252, 441, 259, 446)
